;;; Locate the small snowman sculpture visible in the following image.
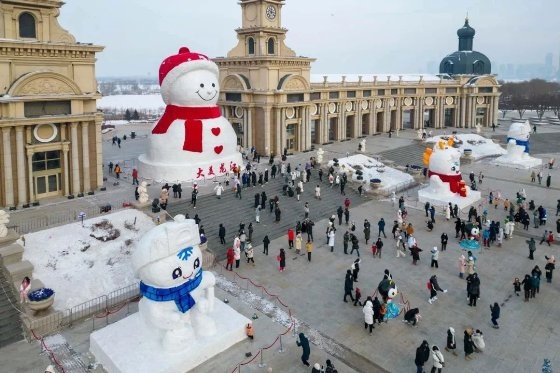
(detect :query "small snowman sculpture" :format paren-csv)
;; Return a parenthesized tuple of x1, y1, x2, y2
(138, 47, 243, 182)
(132, 215, 216, 351)
(506, 121, 531, 155)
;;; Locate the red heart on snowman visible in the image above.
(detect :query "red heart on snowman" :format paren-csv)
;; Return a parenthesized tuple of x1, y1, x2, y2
(211, 127, 221, 136)
(214, 145, 223, 154)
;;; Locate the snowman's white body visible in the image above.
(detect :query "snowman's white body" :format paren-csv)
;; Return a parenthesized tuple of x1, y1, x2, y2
(139, 64, 243, 182)
(132, 216, 216, 351)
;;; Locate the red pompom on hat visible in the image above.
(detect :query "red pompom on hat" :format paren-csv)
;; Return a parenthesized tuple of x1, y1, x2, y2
(158, 47, 219, 104)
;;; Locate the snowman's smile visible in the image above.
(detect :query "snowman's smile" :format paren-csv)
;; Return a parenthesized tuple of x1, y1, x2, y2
(182, 271, 194, 280)
(196, 90, 217, 101)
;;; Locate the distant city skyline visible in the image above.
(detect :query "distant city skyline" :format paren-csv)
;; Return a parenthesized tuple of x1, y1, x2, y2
(59, 0, 560, 80)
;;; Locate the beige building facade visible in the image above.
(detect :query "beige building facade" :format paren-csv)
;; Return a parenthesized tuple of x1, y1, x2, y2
(216, 0, 500, 156)
(0, 0, 103, 208)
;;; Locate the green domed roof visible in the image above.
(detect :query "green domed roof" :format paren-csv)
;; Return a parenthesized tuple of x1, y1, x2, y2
(457, 18, 475, 38)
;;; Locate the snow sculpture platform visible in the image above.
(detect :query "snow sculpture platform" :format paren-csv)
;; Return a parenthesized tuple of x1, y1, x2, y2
(90, 298, 250, 373)
(418, 186, 481, 210)
(493, 153, 542, 169)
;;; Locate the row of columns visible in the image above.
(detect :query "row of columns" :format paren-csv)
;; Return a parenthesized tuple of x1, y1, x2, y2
(1, 121, 94, 207)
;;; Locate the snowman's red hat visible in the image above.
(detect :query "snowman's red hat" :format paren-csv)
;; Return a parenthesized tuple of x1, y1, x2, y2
(159, 47, 219, 104)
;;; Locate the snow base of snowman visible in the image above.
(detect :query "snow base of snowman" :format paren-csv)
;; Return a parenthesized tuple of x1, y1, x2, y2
(492, 139, 542, 169)
(418, 175, 481, 210)
(90, 298, 250, 373)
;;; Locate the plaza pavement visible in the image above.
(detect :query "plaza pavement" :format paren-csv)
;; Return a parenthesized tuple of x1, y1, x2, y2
(2, 119, 560, 372)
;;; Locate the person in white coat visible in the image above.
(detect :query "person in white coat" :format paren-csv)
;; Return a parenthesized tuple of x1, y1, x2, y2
(255, 206, 261, 223)
(362, 296, 374, 334)
(233, 244, 241, 269)
(328, 229, 336, 252)
(214, 182, 224, 199)
(315, 185, 321, 200)
(431, 345, 445, 372)
(444, 204, 451, 220)
(504, 220, 515, 239)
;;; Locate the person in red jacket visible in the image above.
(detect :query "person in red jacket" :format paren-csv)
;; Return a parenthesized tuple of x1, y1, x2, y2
(344, 197, 351, 209)
(226, 247, 234, 271)
(288, 228, 295, 249)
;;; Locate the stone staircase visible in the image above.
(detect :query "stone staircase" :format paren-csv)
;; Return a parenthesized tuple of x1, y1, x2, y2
(0, 261, 24, 348)
(378, 142, 427, 168)
(0, 230, 34, 348)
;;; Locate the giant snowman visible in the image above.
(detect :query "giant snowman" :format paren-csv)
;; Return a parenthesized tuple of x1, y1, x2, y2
(418, 138, 481, 209)
(90, 215, 250, 373)
(493, 120, 542, 169)
(138, 47, 243, 182)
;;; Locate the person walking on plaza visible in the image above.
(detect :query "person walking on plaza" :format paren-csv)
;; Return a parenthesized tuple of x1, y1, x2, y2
(214, 182, 224, 199)
(430, 247, 440, 268)
(233, 245, 241, 269)
(295, 231, 303, 255)
(378, 217, 387, 238)
(337, 206, 344, 225)
(466, 273, 480, 307)
(306, 239, 313, 262)
(218, 224, 226, 245)
(288, 228, 295, 249)
(546, 173, 551, 187)
(344, 207, 350, 225)
(351, 258, 361, 282)
(132, 168, 139, 185)
(296, 333, 311, 367)
(545, 256, 555, 283)
(363, 219, 371, 244)
(362, 296, 374, 334)
(114, 163, 121, 179)
(262, 235, 270, 255)
(490, 302, 500, 329)
(375, 237, 384, 258)
(440, 232, 448, 251)
(315, 184, 321, 200)
(278, 248, 286, 272)
(415, 340, 430, 373)
(245, 243, 255, 265)
(446, 327, 458, 356)
(328, 229, 336, 253)
(527, 237, 536, 259)
(255, 205, 261, 223)
(464, 329, 475, 360)
(108, 161, 114, 173)
(343, 269, 354, 303)
(430, 345, 445, 373)
(429, 205, 436, 223)
(350, 234, 360, 257)
(428, 274, 447, 304)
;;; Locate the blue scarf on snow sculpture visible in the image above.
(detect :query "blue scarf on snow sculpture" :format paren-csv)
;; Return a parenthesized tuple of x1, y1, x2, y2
(140, 271, 203, 313)
(507, 137, 529, 153)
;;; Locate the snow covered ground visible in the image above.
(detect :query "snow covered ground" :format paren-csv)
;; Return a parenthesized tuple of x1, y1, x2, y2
(21, 210, 155, 310)
(425, 133, 506, 160)
(327, 154, 414, 192)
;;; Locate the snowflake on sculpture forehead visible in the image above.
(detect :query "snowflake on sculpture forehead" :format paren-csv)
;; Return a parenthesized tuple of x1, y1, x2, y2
(177, 247, 194, 261)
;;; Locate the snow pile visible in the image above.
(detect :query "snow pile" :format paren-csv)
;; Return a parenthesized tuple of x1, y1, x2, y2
(21, 210, 155, 310)
(425, 134, 506, 160)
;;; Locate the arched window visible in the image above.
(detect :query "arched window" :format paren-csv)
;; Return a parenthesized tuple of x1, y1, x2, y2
(443, 60, 454, 75)
(19, 12, 36, 38)
(473, 60, 485, 75)
(247, 37, 255, 55)
(267, 38, 275, 55)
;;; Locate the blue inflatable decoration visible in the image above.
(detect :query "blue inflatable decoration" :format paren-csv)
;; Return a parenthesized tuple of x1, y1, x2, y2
(384, 301, 401, 320)
(459, 239, 480, 250)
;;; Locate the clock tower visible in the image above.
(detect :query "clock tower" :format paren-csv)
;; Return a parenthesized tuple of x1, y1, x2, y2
(215, 0, 315, 156)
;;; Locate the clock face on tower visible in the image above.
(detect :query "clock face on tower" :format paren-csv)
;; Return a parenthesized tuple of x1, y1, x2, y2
(266, 5, 276, 20)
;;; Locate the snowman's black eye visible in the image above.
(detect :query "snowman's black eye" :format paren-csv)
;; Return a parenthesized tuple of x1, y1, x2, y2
(193, 258, 200, 270)
(451, 166, 456, 171)
(211, 83, 216, 88)
(200, 83, 205, 88)
(172, 267, 182, 279)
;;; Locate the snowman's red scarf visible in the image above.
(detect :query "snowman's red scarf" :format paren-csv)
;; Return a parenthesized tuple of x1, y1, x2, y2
(428, 170, 463, 193)
(152, 105, 221, 152)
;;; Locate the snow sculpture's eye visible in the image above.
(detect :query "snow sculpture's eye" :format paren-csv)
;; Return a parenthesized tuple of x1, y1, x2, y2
(388, 288, 398, 298)
(451, 166, 456, 171)
(172, 267, 182, 279)
(211, 83, 215, 88)
(200, 83, 205, 88)
(193, 258, 200, 270)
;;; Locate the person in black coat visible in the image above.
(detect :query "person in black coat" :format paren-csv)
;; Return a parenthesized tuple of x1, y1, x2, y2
(337, 206, 344, 225)
(545, 256, 555, 283)
(260, 191, 267, 210)
(343, 270, 354, 302)
(254, 193, 260, 208)
(218, 224, 226, 245)
(296, 332, 311, 367)
(446, 327, 457, 355)
(464, 329, 475, 359)
(440, 232, 448, 251)
(521, 274, 532, 301)
(415, 340, 430, 371)
(490, 302, 500, 328)
(466, 273, 480, 307)
(262, 235, 270, 255)
(403, 307, 420, 326)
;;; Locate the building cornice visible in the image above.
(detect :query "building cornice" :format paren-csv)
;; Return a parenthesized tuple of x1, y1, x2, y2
(214, 57, 315, 67)
(0, 112, 102, 127)
(0, 40, 104, 55)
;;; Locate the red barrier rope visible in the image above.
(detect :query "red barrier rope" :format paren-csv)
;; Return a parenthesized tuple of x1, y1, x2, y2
(31, 329, 66, 373)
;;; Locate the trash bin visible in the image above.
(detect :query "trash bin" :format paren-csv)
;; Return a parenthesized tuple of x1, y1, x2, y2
(131, 132, 136, 139)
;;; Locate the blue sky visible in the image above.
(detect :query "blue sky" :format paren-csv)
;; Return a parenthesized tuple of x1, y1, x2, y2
(59, 0, 560, 77)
